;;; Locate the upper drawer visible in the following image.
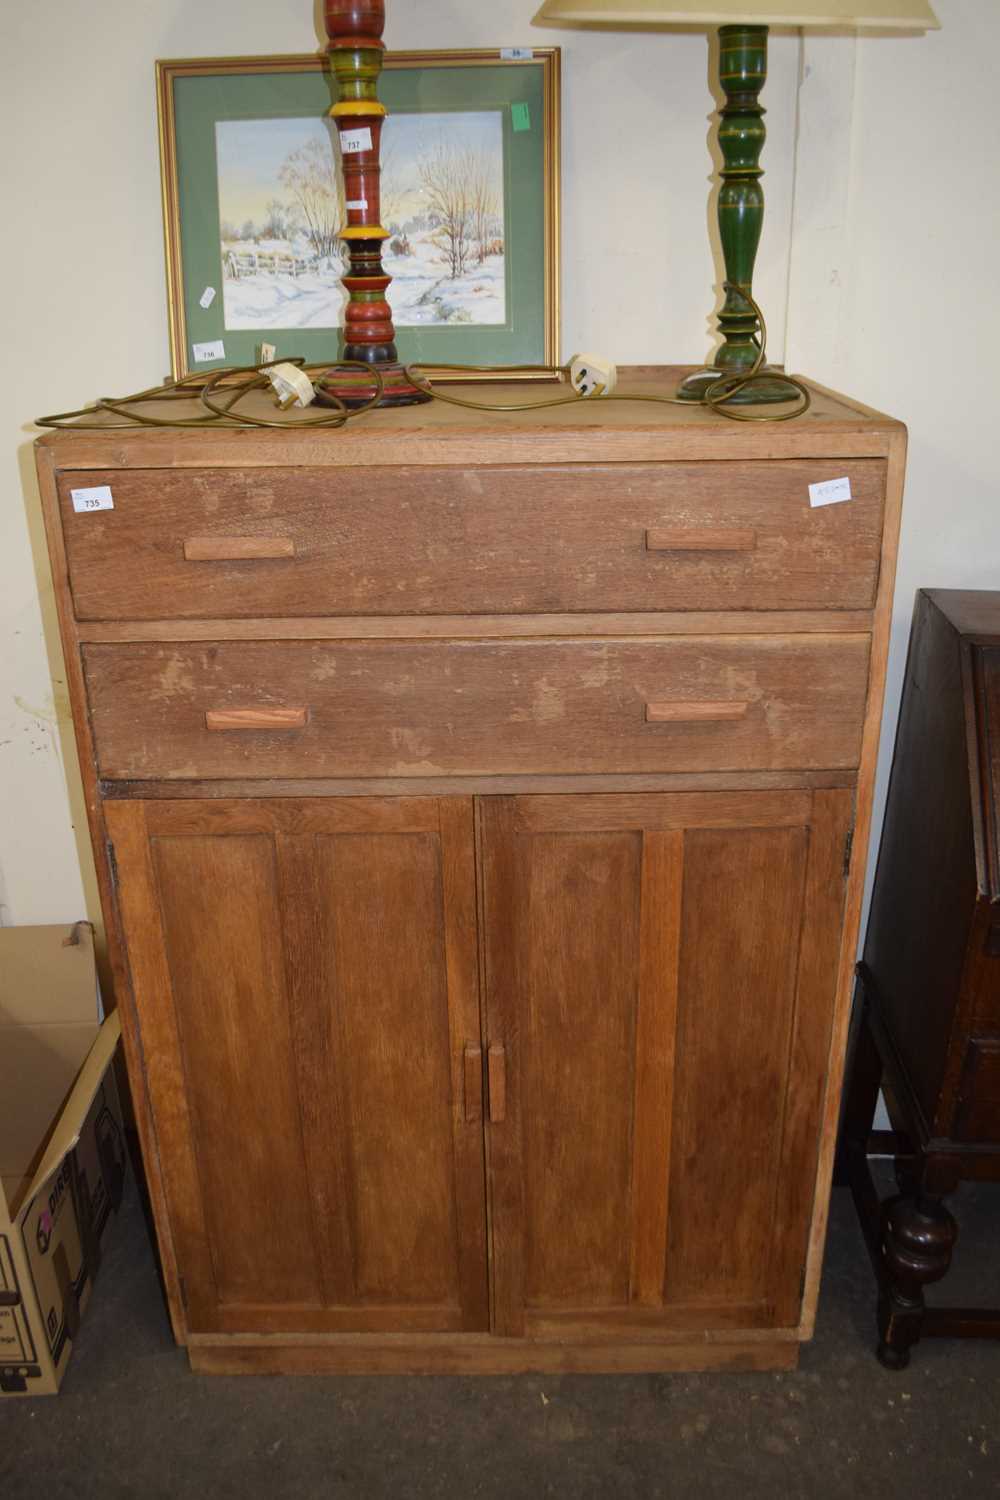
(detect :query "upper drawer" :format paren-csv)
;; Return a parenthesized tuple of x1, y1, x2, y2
(58, 462, 886, 620)
(83, 635, 870, 781)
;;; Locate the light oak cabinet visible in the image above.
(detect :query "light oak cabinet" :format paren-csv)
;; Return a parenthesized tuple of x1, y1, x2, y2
(35, 371, 905, 1374)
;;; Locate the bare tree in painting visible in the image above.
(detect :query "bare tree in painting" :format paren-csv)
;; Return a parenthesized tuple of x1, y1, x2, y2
(417, 140, 502, 277)
(418, 141, 475, 278)
(262, 197, 297, 241)
(468, 151, 501, 265)
(380, 134, 405, 233)
(278, 134, 344, 260)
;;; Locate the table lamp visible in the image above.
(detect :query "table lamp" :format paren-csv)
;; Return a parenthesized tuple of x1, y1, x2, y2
(532, 0, 939, 402)
(316, 0, 431, 408)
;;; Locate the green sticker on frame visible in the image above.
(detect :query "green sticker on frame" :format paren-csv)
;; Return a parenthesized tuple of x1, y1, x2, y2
(511, 102, 531, 132)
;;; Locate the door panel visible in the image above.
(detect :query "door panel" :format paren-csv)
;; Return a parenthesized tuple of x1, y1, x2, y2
(151, 831, 323, 1309)
(480, 789, 853, 1337)
(106, 797, 488, 1335)
(665, 825, 809, 1306)
(309, 829, 459, 1303)
(519, 829, 641, 1308)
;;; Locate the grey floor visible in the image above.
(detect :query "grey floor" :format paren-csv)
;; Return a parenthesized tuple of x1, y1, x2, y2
(2, 1167, 998, 1500)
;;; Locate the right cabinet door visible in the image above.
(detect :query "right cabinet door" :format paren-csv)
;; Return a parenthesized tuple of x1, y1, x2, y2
(479, 788, 853, 1338)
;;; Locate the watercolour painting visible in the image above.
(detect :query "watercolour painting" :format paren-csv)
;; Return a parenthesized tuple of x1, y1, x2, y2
(217, 112, 506, 333)
(158, 51, 559, 378)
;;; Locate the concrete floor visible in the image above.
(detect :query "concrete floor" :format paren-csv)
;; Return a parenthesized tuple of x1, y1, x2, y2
(2, 1171, 998, 1500)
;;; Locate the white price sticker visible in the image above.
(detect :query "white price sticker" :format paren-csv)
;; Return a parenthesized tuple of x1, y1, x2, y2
(501, 47, 534, 59)
(199, 285, 216, 308)
(346, 198, 369, 211)
(808, 476, 852, 508)
(71, 485, 114, 514)
(192, 339, 226, 363)
(341, 127, 373, 155)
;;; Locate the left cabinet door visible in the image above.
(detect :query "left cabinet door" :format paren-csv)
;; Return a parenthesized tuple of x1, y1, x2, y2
(105, 796, 488, 1336)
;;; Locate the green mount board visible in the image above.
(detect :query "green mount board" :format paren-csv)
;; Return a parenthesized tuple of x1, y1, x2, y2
(172, 62, 548, 371)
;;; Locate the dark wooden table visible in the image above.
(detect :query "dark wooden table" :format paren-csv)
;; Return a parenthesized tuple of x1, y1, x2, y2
(840, 589, 1000, 1368)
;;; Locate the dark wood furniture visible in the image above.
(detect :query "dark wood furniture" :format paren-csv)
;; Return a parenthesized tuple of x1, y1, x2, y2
(842, 589, 1000, 1368)
(34, 370, 904, 1375)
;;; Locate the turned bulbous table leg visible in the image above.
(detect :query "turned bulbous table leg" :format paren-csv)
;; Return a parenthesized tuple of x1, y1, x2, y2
(877, 1191, 958, 1369)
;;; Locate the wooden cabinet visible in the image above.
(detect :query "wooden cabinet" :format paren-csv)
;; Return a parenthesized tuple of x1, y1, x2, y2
(35, 370, 906, 1375)
(842, 590, 1000, 1366)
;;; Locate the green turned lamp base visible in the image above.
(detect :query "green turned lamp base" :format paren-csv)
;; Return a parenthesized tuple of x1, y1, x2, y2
(677, 365, 803, 405)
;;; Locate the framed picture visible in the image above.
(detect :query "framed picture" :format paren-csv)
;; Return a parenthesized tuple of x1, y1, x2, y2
(156, 49, 560, 380)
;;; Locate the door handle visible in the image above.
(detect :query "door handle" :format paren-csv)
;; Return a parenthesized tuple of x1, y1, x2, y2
(205, 707, 308, 732)
(645, 700, 749, 723)
(183, 536, 296, 561)
(463, 1045, 483, 1123)
(487, 1042, 507, 1123)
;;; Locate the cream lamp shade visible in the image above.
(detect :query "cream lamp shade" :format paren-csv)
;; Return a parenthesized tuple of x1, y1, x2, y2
(532, 0, 939, 26)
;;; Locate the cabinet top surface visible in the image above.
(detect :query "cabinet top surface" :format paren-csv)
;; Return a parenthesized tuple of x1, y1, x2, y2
(36, 368, 904, 468)
(927, 589, 1000, 642)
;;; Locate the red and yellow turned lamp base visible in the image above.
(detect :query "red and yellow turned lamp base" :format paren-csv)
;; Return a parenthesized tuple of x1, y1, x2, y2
(315, 0, 429, 409)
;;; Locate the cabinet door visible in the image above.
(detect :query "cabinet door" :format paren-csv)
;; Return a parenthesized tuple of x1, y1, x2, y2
(480, 789, 852, 1338)
(106, 797, 488, 1336)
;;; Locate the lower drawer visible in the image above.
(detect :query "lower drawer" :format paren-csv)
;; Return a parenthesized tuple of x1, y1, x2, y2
(83, 636, 871, 781)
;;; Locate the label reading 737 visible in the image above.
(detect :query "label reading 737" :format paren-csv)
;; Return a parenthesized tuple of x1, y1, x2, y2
(341, 127, 373, 155)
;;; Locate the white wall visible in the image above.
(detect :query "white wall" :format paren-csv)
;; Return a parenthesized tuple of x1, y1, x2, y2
(785, 0, 1000, 910)
(2, 0, 995, 930)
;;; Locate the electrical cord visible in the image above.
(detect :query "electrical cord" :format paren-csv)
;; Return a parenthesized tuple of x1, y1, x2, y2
(36, 287, 809, 430)
(36, 360, 382, 430)
(404, 290, 810, 422)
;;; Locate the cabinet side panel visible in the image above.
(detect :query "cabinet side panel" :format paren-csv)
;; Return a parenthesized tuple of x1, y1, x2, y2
(768, 789, 853, 1324)
(151, 833, 323, 1308)
(312, 833, 462, 1305)
(520, 832, 642, 1308)
(666, 825, 809, 1306)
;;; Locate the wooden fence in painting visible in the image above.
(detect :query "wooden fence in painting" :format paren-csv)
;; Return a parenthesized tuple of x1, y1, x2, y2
(224, 249, 315, 281)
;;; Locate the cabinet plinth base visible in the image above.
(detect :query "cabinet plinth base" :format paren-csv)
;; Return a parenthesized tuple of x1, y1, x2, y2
(187, 1336, 800, 1377)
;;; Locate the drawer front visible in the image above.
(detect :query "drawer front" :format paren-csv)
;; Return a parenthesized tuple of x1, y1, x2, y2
(83, 636, 871, 780)
(60, 462, 886, 620)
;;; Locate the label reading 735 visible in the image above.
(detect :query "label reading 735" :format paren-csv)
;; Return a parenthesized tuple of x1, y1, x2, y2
(70, 485, 115, 513)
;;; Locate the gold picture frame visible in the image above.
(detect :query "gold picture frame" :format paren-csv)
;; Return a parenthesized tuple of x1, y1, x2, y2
(156, 49, 561, 381)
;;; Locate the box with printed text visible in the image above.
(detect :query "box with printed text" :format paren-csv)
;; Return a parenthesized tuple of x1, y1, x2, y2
(0, 923, 127, 1397)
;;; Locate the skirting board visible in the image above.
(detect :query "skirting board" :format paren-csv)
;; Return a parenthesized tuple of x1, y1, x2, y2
(188, 1338, 801, 1377)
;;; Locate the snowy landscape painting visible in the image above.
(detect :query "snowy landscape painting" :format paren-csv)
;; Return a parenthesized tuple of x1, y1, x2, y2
(215, 111, 506, 333)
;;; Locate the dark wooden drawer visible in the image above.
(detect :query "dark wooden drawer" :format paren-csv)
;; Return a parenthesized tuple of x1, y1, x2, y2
(83, 635, 871, 780)
(59, 462, 886, 620)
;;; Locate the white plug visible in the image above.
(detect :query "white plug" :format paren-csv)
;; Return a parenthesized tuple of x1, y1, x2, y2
(569, 352, 617, 398)
(263, 361, 316, 410)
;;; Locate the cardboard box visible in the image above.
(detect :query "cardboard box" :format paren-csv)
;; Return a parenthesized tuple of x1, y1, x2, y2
(0, 923, 127, 1397)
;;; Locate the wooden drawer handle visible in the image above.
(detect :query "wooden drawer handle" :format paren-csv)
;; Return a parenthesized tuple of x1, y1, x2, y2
(205, 707, 308, 732)
(645, 701, 749, 724)
(645, 528, 757, 553)
(464, 1045, 483, 1123)
(184, 536, 296, 561)
(487, 1043, 507, 1124)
